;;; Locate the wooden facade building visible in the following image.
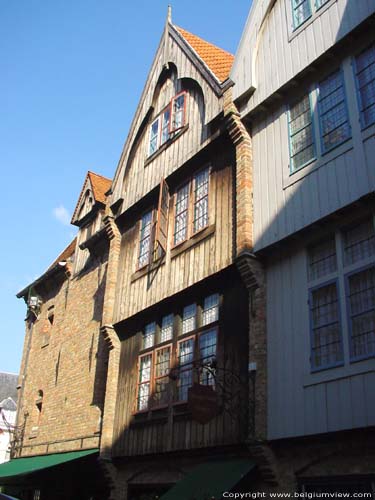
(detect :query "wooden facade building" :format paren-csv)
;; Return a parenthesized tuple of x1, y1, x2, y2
(98, 10, 267, 500)
(231, 0, 375, 494)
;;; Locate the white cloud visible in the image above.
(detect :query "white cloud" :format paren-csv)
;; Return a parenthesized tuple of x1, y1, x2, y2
(53, 205, 70, 225)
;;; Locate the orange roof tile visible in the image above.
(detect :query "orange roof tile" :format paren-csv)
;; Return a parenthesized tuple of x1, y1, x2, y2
(88, 171, 112, 204)
(175, 26, 234, 83)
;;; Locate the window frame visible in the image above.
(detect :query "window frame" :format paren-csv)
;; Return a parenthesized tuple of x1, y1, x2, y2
(137, 209, 154, 271)
(317, 68, 351, 155)
(152, 343, 173, 410)
(172, 166, 211, 249)
(147, 91, 188, 158)
(288, 92, 317, 174)
(170, 91, 187, 133)
(292, 0, 312, 31)
(308, 278, 345, 372)
(173, 180, 191, 247)
(345, 263, 375, 363)
(133, 294, 220, 414)
(354, 43, 375, 130)
(135, 352, 154, 413)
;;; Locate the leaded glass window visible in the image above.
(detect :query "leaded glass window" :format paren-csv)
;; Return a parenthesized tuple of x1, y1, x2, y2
(138, 211, 153, 268)
(174, 183, 189, 245)
(193, 168, 209, 233)
(292, 0, 311, 29)
(355, 44, 375, 128)
(318, 70, 350, 153)
(160, 314, 173, 343)
(143, 322, 156, 349)
(153, 346, 171, 406)
(310, 282, 343, 369)
(347, 267, 375, 360)
(172, 93, 186, 131)
(149, 118, 159, 156)
(160, 107, 170, 145)
(308, 237, 337, 281)
(289, 94, 315, 172)
(343, 219, 375, 266)
(177, 338, 195, 401)
(137, 354, 152, 411)
(182, 304, 197, 334)
(199, 329, 217, 386)
(202, 294, 219, 326)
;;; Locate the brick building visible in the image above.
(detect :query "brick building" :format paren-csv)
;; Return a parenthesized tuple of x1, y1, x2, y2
(0, 172, 112, 499)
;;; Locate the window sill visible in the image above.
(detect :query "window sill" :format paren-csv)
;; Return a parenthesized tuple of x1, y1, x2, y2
(288, 0, 336, 43)
(131, 257, 166, 283)
(303, 357, 375, 387)
(144, 125, 189, 167)
(283, 140, 353, 190)
(171, 224, 215, 259)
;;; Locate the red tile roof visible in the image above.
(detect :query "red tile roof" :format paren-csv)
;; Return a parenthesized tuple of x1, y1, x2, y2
(48, 238, 77, 270)
(175, 26, 234, 83)
(87, 171, 112, 204)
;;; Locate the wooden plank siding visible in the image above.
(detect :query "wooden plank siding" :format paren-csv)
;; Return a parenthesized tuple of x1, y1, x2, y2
(266, 245, 375, 440)
(231, 0, 375, 111)
(112, 142, 234, 325)
(112, 273, 249, 457)
(251, 45, 375, 251)
(111, 26, 222, 208)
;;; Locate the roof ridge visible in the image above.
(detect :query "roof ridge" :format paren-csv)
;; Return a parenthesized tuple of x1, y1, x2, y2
(87, 171, 111, 182)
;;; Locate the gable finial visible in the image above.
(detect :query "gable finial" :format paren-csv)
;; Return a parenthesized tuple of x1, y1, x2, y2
(167, 5, 172, 24)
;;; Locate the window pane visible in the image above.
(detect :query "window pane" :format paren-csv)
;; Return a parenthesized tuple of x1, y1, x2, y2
(310, 283, 343, 369)
(182, 304, 197, 334)
(202, 294, 219, 326)
(154, 347, 171, 406)
(137, 354, 152, 411)
(193, 169, 209, 232)
(318, 71, 350, 153)
(172, 94, 185, 130)
(289, 95, 315, 172)
(308, 237, 337, 281)
(174, 183, 189, 245)
(138, 211, 153, 268)
(292, 0, 311, 29)
(199, 329, 217, 386)
(149, 119, 159, 156)
(355, 44, 375, 128)
(177, 338, 194, 400)
(347, 267, 375, 359)
(160, 314, 173, 342)
(343, 218, 375, 266)
(160, 108, 170, 145)
(143, 322, 156, 349)
(315, 0, 329, 8)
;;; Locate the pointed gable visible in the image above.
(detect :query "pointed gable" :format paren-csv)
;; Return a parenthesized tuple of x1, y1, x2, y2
(110, 14, 234, 209)
(175, 26, 234, 83)
(71, 171, 111, 226)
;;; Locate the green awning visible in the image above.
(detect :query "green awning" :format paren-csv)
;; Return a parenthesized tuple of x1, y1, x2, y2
(0, 449, 98, 480)
(160, 459, 255, 500)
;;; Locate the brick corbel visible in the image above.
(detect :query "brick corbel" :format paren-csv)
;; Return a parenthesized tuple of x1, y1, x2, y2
(223, 87, 253, 255)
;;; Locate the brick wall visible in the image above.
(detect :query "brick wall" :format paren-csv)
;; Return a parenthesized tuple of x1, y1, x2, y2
(17, 253, 109, 457)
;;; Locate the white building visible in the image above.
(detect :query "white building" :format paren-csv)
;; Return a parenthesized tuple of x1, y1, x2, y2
(0, 373, 18, 463)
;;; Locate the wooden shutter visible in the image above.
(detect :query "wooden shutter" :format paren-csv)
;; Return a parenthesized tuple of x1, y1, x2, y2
(154, 178, 170, 260)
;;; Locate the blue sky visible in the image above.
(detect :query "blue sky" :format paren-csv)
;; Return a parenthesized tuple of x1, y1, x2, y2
(0, 0, 251, 374)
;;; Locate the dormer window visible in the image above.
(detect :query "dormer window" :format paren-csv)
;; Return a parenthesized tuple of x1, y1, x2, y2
(148, 92, 187, 157)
